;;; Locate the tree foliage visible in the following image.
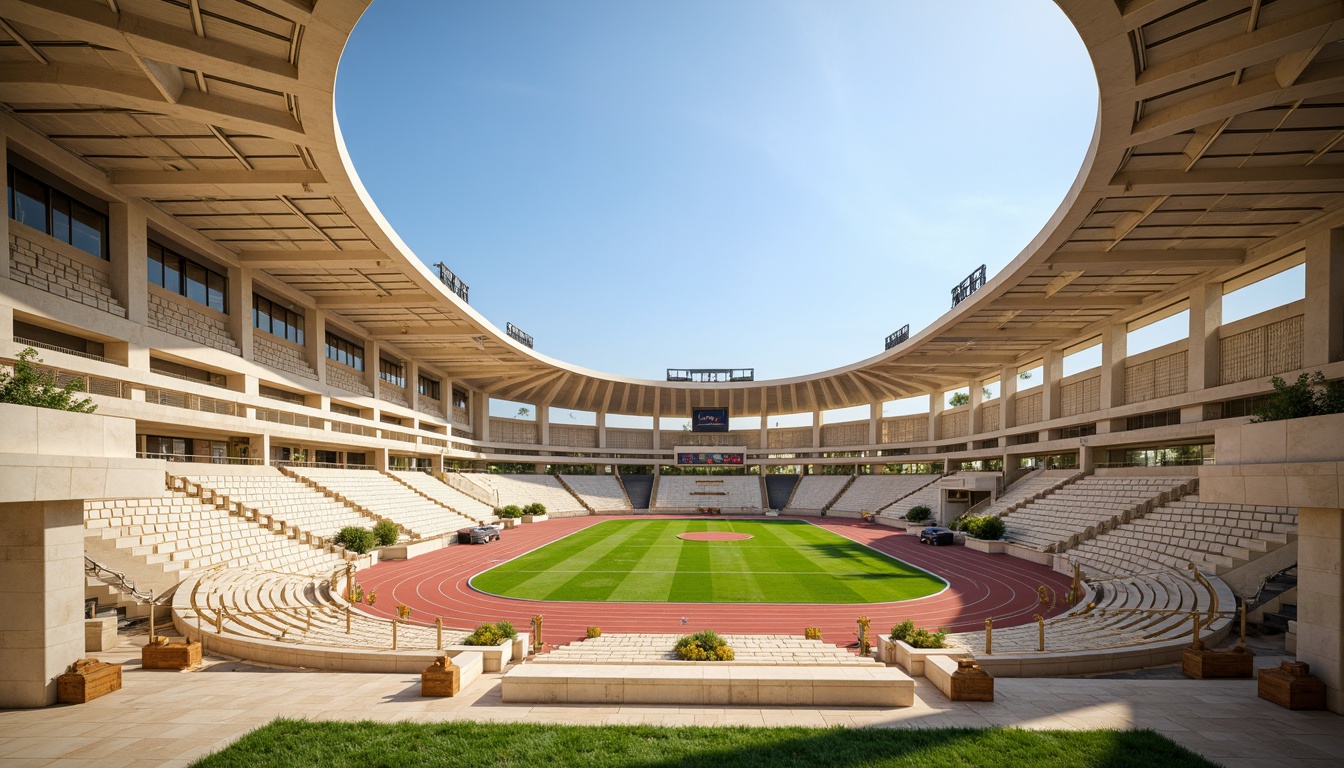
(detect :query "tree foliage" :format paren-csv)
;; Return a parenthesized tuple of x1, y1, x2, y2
(1251, 372, 1344, 422)
(0, 348, 97, 413)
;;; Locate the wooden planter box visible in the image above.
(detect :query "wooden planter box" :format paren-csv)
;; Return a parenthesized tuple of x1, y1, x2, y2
(421, 656, 461, 697)
(57, 658, 122, 704)
(927, 656, 994, 702)
(141, 639, 202, 670)
(1258, 661, 1326, 710)
(1182, 645, 1254, 679)
(521, 514, 548, 524)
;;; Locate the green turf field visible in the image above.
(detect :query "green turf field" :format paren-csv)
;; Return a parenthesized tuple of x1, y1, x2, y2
(470, 519, 945, 603)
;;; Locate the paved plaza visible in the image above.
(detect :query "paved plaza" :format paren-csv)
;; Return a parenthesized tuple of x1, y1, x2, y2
(1, 639, 1339, 768)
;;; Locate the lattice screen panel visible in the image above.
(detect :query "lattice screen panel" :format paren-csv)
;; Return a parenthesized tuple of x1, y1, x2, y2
(978, 402, 1001, 433)
(940, 410, 969, 439)
(822, 422, 869, 447)
(490, 418, 538, 444)
(549, 425, 597, 448)
(1015, 392, 1043, 425)
(882, 416, 928, 443)
(1219, 315, 1304, 386)
(1060, 376, 1101, 417)
(606, 428, 653, 450)
(767, 427, 812, 449)
(1125, 351, 1188, 404)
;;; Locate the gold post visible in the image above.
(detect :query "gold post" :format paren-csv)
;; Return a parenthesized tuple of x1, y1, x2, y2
(1239, 603, 1247, 648)
(1035, 614, 1045, 652)
(985, 618, 993, 655)
(148, 589, 155, 642)
(215, 607, 223, 634)
(436, 617, 443, 650)
(346, 605, 351, 634)
(392, 620, 398, 651)
(306, 608, 311, 633)
(532, 615, 543, 653)
(1191, 612, 1200, 647)
(1073, 563, 1081, 605)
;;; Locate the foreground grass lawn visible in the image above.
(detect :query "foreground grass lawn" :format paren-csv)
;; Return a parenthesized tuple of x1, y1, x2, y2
(470, 519, 945, 603)
(190, 720, 1218, 768)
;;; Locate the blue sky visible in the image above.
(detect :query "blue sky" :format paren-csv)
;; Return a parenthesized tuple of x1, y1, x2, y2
(335, 1, 1099, 381)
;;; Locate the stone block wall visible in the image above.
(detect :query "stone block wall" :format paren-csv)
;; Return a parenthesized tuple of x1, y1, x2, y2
(325, 361, 371, 395)
(378, 386, 409, 408)
(252, 334, 316, 380)
(9, 233, 126, 318)
(147, 292, 238, 355)
(417, 398, 446, 419)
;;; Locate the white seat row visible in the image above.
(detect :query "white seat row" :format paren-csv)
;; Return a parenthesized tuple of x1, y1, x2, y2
(471, 474, 587, 515)
(829, 474, 938, 513)
(785, 475, 850, 510)
(181, 469, 373, 538)
(288, 467, 478, 538)
(653, 476, 763, 509)
(1001, 476, 1194, 552)
(559, 475, 631, 511)
(391, 470, 497, 521)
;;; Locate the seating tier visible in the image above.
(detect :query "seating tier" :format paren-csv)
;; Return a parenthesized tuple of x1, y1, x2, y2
(653, 476, 762, 509)
(288, 467, 477, 538)
(785, 476, 850, 510)
(829, 474, 938, 513)
(471, 474, 587, 515)
(559, 475, 631, 511)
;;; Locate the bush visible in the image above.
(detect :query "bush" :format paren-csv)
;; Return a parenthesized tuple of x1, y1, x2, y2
(463, 621, 518, 646)
(889, 619, 947, 648)
(334, 526, 377, 554)
(906, 505, 932, 522)
(1252, 372, 1344, 422)
(674, 630, 735, 661)
(523, 502, 547, 517)
(957, 514, 1005, 540)
(495, 505, 524, 519)
(586, 626, 602, 639)
(889, 619, 916, 643)
(804, 627, 823, 641)
(373, 520, 399, 547)
(0, 348, 96, 413)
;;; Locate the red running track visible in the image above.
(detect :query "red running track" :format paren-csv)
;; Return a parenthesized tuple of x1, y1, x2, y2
(357, 516, 1074, 648)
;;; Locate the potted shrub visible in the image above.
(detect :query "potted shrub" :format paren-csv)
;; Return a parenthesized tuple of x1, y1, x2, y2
(521, 502, 547, 523)
(456, 620, 518, 671)
(960, 515, 1007, 554)
(888, 620, 961, 674)
(674, 630, 735, 661)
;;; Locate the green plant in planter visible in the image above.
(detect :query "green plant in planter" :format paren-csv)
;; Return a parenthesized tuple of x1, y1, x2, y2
(1251, 372, 1344, 422)
(889, 619, 947, 648)
(334, 526, 377, 554)
(463, 621, 518, 646)
(675, 630, 735, 661)
(0, 348, 96, 413)
(906, 505, 932, 522)
(495, 505, 524, 519)
(889, 619, 916, 643)
(586, 626, 602, 639)
(372, 520, 399, 547)
(523, 502, 547, 517)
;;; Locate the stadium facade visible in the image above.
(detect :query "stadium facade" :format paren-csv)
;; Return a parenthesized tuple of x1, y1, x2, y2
(1, 0, 1343, 716)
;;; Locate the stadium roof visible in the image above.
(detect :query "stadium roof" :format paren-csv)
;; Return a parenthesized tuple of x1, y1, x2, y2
(3, 0, 1343, 416)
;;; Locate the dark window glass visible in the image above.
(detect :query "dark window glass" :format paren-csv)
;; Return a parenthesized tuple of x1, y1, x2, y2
(452, 388, 469, 409)
(325, 331, 364, 370)
(70, 201, 104, 258)
(253, 294, 304, 344)
(184, 262, 208, 305)
(10, 171, 47, 231)
(418, 375, 440, 400)
(379, 358, 405, 388)
(50, 195, 71, 243)
(162, 253, 181, 294)
(207, 272, 227, 313)
(147, 243, 165, 288)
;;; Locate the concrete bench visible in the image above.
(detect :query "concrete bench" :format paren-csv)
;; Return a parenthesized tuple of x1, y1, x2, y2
(502, 663, 914, 707)
(925, 655, 993, 701)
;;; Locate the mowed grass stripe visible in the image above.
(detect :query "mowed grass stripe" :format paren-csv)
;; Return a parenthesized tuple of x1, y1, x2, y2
(472, 519, 945, 604)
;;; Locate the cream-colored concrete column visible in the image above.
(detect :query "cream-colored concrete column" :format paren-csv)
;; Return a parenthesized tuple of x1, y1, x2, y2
(868, 403, 880, 445)
(0, 499, 84, 708)
(1187, 282, 1222, 392)
(759, 411, 769, 450)
(596, 411, 607, 449)
(1304, 229, 1344, 367)
(537, 404, 550, 447)
(306, 308, 326, 386)
(473, 395, 490, 442)
(651, 391, 661, 451)
(249, 432, 270, 463)
(406, 358, 420, 413)
(107, 201, 148, 325)
(998, 368, 1017, 431)
(1296, 505, 1344, 713)
(373, 447, 389, 472)
(929, 393, 944, 441)
(227, 266, 253, 360)
(968, 381, 983, 436)
(1099, 322, 1127, 425)
(812, 409, 822, 450)
(1042, 350, 1063, 422)
(365, 339, 381, 400)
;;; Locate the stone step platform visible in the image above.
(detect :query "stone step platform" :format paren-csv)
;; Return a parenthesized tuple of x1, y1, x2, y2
(502, 663, 913, 706)
(539, 633, 873, 666)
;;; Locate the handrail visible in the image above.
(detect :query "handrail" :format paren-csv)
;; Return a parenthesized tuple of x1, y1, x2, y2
(85, 556, 154, 603)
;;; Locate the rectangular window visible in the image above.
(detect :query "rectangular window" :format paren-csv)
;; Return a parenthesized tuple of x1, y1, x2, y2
(325, 331, 364, 371)
(7, 165, 107, 259)
(452, 387, 469, 410)
(379, 357, 405, 388)
(418, 374, 441, 400)
(147, 239, 228, 313)
(252, 294, 304, 345)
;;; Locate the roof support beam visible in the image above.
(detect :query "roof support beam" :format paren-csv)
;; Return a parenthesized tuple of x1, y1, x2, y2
(238, 249, 390, 268)
(0, 64, 307, 144)
(314, 294, 435, 309)
(990, 296, 1146, 309)
(1108, 165, 1344, 195)
(109, 169, 326, 197)
(1046, 249, 1245, 270)
(2, 0, 302, 95)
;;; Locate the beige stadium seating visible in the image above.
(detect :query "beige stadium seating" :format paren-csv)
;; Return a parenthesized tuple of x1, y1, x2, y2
(391, 470, 497, 522)
(1001, 476, 1196, 552)
(181, 468, 374, 539)
(84, 491, 346, 576)
(1064, 496, 1297, 578)
(784, 475, 850, 511)
(653, 476, 763, 509)
(471, 474, 587, 515)
(559, 475, 631, 512)
(288, 467, 478, 538)
(973, 469, 1082, 518)
(828, 475, 939, 513)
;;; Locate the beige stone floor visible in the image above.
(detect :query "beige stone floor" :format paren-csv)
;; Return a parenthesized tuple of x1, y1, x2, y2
(1, 640, 1340, 768)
